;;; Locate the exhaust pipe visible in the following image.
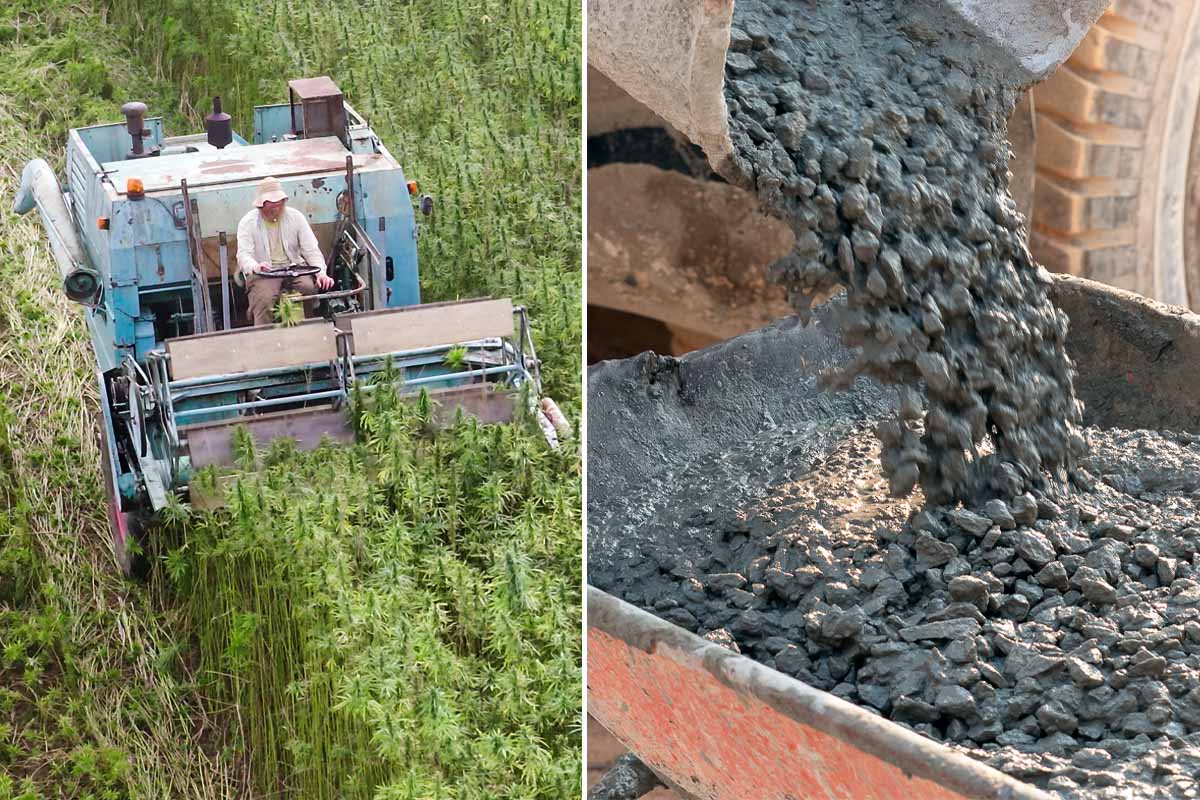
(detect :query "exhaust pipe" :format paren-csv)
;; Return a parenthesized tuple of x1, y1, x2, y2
(121, 101, 153, 159)
(13, 159, 102, 304)
(205, 96, 232, 149)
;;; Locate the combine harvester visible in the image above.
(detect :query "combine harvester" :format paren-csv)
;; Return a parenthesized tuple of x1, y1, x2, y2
(15, 77, 555, 574)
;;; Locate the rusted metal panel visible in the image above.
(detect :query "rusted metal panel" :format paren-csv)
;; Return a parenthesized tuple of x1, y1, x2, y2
(183, 406, 353, 469)
(587, 587, 1052, 800)
(424, 384, 514, 426)
(103, 137, 387, 196)
(1049, 273, 1200, 433)
(183, 386, 511, 470)
(289, 76, 342, 99)
(344, 298, 514, 355)
(166, 319, 338, 380)
(288, 76, 348, 145)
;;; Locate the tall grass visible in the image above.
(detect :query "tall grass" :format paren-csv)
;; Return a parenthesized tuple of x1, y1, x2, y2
(0, 3, 236, 797)
(103, 0, 583, 407)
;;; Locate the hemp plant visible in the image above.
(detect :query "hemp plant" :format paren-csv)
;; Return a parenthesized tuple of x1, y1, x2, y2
(273, 293, 305, 327)
(443, 345, 468, 370)
(175, 381, 580, 798)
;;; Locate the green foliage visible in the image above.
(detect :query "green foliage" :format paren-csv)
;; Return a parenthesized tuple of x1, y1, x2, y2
(0, 4, 225, 798)
(63, 57, 112, 99)
(273, 293, 305, 328)
(0, 4, 180, 158)
(443, 345, 468, 371)
(184, 389, 582, 798)
(0, 603, 134, 799)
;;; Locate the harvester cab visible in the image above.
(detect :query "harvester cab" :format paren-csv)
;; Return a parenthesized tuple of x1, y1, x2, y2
(14, 77, 555, 574)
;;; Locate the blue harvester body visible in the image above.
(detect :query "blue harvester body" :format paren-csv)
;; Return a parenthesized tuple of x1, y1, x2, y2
(14, 78, 541, 572)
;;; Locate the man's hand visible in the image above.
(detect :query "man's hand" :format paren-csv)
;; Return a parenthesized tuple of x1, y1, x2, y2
(255, 262, 271, 274)
(316, 272, 335, 290)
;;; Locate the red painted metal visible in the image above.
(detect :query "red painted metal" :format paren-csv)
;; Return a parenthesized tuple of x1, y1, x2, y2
(108, 499, 127, 548)
(588, 588, 1051, 800)
(182, 386, 511, 470)
(97, 423, 132, 575)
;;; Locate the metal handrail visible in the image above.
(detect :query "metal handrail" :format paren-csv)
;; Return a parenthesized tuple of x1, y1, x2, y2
(158, 302, 538, 428)
(347, 338, 505, 366)
(167, 340, 507, 392)
(514, 305, 542, 393)
(174, 388, 347, 421)
(353, 363, 524, 393)
(173, 362, 523, 421)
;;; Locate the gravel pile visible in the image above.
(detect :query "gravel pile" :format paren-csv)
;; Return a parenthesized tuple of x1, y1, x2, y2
(590, 415, 1200, 798)
(590, 1, 1200, 795)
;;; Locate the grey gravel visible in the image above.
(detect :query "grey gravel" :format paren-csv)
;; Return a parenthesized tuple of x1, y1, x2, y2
(590, 419, 1200, 799)
(721, 0, 1083, 506)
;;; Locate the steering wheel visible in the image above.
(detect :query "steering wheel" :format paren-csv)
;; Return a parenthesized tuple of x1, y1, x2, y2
(257, 263, 322, 279)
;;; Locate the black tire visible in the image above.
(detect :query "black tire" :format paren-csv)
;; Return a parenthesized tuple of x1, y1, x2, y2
(1031, 0, 1200, 308)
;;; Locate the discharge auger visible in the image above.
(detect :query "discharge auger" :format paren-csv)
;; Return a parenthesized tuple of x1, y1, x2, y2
(15, 77, 558, 575)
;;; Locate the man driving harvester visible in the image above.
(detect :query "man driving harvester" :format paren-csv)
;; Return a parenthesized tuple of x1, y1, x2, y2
(237, 176, 335, 326)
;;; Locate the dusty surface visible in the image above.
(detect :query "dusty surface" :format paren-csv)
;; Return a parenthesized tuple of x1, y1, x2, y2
(587, 66, 669, 137)
(587, 717, 677, 799)
(587, 305, 692, 363)
(587, 299, 894, 554)
(590, 362, 1200, 797)
(585, 0, 737, 170)
(1048, 276, 1200, 435)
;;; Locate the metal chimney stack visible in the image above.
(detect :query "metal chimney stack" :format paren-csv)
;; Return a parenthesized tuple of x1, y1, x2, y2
(121, 101, 151, 159)
(206, 96, 232, 149)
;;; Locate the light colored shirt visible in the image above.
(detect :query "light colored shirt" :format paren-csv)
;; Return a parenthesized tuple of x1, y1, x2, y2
(263, 218, 289, 267)
(236, 206, 326, 277)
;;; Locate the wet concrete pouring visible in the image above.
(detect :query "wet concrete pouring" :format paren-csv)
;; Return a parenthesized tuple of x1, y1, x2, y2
(589, 0, 1200, 797)
(719, 0, 1086, 505)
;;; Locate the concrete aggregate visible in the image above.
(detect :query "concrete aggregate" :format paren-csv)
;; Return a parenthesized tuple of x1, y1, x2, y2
(590, 412, 1200, 798)
(715, 0, 1084, 505)
(588, 2, 1200, 796)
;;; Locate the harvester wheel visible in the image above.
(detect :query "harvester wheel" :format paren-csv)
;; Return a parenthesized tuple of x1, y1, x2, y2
(1030, 0, 1200, 309)
(96, 422, 138, 578)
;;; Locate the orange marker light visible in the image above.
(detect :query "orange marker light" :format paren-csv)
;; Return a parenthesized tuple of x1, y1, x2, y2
(96, 217, 110, 230)
(406, 180, 418, 195)
(126, 177, 145, 199)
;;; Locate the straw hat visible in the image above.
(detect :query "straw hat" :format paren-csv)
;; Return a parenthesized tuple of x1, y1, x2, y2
(254, 176, 288, 207)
